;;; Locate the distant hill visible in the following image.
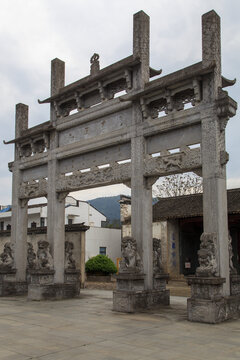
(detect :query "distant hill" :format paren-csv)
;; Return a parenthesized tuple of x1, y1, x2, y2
(88, 195, 121, 224)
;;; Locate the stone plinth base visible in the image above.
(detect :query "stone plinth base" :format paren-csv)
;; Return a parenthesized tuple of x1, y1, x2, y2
(64, 269, 80, 293)
(113, 272, 170, 313)
(187, 276, 225, 300)
(28, 269, 55, 285)
(113, 289, 170, 313)
(28, 283, 80, 300)
(115, 272, 145, 291)
(0, 268, 27, 296)
(187, 276, 240, 323)
(28, 269, 80, 300)
(187, 296, 240, 323)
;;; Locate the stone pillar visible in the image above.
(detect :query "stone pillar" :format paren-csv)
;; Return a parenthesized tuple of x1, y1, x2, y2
(47, 159, 66, 284)
(48, 58, 66, 284)
(50, 58, 65, 123)
(113, 11, 169, 312)
(12, 104, 29, 282)
(132, 10, 151, 290)
(187, 10, 240, 323)
(80, 231, 86, 288)
(0, 104, 29, 296)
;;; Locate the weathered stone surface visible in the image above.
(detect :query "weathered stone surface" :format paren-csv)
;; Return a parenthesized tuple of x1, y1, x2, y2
(4, 9, 238, 316)
(28, 283, 80, 301)
(187, 295, 240, 324)
(113, 289, 170, 313)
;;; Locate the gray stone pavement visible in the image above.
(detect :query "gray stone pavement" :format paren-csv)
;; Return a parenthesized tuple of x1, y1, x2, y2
(0, 289, 239, 360)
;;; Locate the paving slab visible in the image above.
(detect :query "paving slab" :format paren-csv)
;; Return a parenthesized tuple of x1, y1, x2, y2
(0, 289, 239, 359)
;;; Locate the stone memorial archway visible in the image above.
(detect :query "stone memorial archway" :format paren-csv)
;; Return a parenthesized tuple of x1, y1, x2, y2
(2, 10, 239, 323)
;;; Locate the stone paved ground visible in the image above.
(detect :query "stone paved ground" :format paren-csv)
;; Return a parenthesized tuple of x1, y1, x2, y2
(0, 289, 239, 359)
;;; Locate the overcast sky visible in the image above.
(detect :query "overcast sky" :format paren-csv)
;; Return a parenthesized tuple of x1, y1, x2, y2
(0, 0, 240, 203)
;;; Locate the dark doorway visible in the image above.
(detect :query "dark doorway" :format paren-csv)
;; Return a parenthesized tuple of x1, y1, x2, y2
(229, 214, 240, 274)
(179, 218, 203, 276)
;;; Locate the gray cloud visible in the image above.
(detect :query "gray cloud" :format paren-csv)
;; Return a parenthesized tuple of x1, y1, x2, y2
(0, 0, 240, 204)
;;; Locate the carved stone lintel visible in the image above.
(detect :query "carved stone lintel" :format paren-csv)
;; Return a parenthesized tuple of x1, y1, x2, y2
(196, 233, 218, 277)
(19, 179, 47, 199)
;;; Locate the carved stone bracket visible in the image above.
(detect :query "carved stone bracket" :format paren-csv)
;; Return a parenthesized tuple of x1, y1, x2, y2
(57, 191, 69, 203)
(20, 198, 28, 208)
(146, 176, 159, 189)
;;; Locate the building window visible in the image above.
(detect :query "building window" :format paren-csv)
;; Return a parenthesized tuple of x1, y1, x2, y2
(0, 222, 4, 231)
(99, 247, 106, 255)
(40, 217, 45, 227)
(6, 224, 11, 230)
(68, 218, 73, 225)
(31, 222, 37, 228)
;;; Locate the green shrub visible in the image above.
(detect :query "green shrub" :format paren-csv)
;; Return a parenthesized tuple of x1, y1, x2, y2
(85, 255, 117, 275)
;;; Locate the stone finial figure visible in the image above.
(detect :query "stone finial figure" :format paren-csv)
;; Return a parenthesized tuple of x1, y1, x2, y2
(0, 242, 14, 269)
(153, 238, 163, 274)
(228, 232, 237, 275)
(90, 53, 100, 75)
(36, 240, 53, 270)
(196, 233, 218, 277)
(65, 241, 76, 270)
(27, 242, 36, 269)
(120, 236, 143, 273)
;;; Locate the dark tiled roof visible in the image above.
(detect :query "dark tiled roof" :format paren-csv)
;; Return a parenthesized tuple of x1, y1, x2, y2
(153, 188, 240, 221)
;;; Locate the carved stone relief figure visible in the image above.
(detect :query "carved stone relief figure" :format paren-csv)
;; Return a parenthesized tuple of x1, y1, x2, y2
(36, 240, 53, 270)
(27, 242, 37, 269)
(196, 233, 218, 277)
(120, 236, 143, 273)
(153, 238, 163, 274)
(228, 232, 237, 275)
(65, 241, 76, 270)
(0, 242, 14, 269)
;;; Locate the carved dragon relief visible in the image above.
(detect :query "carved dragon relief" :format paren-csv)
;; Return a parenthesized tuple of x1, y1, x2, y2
(18, 148, 201, 198)
(144, 147, 201, 177)
(56, 163, 131, 193)
(19, 178, 48, 199)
